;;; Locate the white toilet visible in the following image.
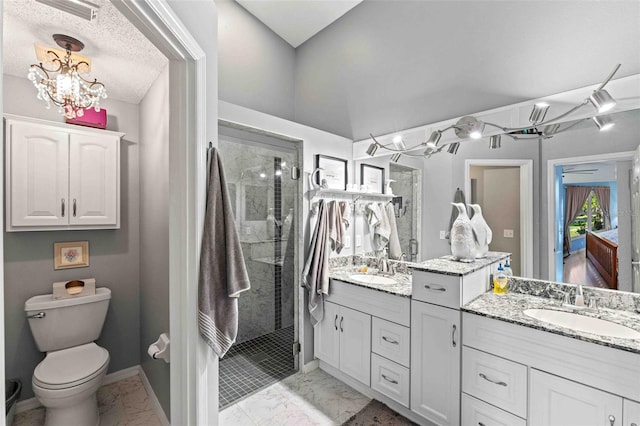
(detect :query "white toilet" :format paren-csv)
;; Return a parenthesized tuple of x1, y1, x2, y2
(25, 288, 111, 426)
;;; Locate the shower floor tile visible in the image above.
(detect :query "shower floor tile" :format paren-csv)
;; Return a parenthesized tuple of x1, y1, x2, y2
(219, 326, 296, 409)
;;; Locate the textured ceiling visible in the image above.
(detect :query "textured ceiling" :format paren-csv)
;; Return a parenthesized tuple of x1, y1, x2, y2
(236, 0, 362, 48)
(3, 0, 168, 105)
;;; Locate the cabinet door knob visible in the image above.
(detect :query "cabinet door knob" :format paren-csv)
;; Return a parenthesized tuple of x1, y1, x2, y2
(608, 415, 615, 426)
(73, 199, 77, 217)
(452, 324, 457, 347)
(382, 336, 399, 345)
(424, 284, 446, 292)
(479, 373, 507, 387)
(340, 316, 344, 332)
(381, 374, 398, 384)
(61, 199, 65, 217)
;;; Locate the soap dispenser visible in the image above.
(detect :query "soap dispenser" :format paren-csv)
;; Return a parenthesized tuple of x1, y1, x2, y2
(493, 263, 508, 295)
(504, 258, 513, 277)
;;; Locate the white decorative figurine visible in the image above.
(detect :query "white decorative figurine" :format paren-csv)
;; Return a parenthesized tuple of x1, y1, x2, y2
(450, 202, 477, 262)
(469, 204, 492, 258)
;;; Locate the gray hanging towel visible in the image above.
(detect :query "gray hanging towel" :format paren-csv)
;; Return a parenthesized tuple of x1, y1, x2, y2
(447, 188, 466, 244)
(302, 199, 331, 327)
(198, 147, 250, 358)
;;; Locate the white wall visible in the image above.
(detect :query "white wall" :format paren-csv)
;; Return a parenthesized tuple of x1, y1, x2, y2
(3, 74, 141, 400)
(217, 0, 295, 121)
(139, 65, 171, 417)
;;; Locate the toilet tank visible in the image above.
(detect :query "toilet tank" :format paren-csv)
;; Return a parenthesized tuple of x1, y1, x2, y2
(25, 287, 111, 352)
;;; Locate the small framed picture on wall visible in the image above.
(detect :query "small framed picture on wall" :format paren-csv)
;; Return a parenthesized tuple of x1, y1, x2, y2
(315, 154, 348, 190)
(360, 164, 385, 194)
(54, 241, 90, 270)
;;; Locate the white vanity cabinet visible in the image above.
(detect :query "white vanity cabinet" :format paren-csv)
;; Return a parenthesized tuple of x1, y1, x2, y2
(5, 115, 122, 231)
(530, 369, 623, 426)
(463, 312, 640, 426)
(410, 266, 494, 426)
(314, 299, 372, 386)
(624, 399, 640, 426)
(315, 279, 411, 399)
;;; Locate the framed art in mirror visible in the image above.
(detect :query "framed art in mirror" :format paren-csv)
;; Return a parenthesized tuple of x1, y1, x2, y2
(315, 154, 348, 190)
(361, 164, 385, 194)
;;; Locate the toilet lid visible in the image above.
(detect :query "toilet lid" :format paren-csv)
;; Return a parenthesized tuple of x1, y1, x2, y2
(34, 343, 109, 389)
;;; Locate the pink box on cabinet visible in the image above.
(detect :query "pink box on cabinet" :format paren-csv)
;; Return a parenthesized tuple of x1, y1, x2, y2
(65, 108, 107, 129)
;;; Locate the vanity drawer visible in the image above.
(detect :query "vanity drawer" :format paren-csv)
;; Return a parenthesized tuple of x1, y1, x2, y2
(327, 279, 410, 326)
(371, 317, 410, 367)
(411, 271, 460, 308)
(462, 346, 528, 418)
(370, 353, 410, 407)
(462, 393, 526, 426)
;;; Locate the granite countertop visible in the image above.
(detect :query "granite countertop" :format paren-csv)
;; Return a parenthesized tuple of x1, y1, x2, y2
(329, 267, 412, 298)
(410, 251, 509, 276)
(463, 290, 640, 354)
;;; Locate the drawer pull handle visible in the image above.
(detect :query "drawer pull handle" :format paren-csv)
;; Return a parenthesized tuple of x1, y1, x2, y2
(478, 423, 486, 426)
(424, 284, 446, 292)
(630, 423, 637, 426)
(61, 199, 65, 217)
(334, 314, 338, 331)
(382, 374, 398, 384)
(340, 316, 344, 332)
(382, 336, 399, 345)
(608, 415, 615, 426)
(73, 199, 77, 217)
(452, 324, 457, 347)
(479, 373, 507, 387)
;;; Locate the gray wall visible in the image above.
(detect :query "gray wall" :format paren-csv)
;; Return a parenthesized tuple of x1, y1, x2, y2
(139, 66, 170, 417)
(3, 74, 141, 400)
(293, 1, 640, 140)
(217, 0, 296, 121)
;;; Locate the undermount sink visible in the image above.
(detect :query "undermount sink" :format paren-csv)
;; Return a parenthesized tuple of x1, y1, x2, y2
(349, 274, 397, 285)
(523, 309, 640, 340)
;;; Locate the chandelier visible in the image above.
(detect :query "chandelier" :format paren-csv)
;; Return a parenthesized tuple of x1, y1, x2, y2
(367, 64, 621, 161)
(27, 34, 107, 119)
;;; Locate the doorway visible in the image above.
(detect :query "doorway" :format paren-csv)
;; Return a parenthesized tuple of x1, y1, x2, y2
(217, 123, 301, 409)
(465, 159, 534, 276)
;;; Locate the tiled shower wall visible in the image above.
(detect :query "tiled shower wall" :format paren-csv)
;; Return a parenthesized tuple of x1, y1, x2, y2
(219, 137, 296, 344)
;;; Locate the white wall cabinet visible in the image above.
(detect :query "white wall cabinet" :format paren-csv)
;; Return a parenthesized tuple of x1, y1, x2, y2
(530, 369, 623, 426)
(314, 300, 371, 386)
(410, 300, 460, 426)
(5, 115, 123, 231)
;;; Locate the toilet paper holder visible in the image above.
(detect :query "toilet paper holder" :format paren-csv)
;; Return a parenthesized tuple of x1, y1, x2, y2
(148, 333, 170, 363)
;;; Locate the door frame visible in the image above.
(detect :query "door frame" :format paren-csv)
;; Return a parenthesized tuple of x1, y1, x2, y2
(546, 151, 635, 282)
(106, 2, 212, 425)
(464, 159, 534, 277)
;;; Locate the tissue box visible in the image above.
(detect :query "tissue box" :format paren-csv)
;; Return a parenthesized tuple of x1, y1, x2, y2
(53, 278, 96, 300)
(65, 108, 107, 129)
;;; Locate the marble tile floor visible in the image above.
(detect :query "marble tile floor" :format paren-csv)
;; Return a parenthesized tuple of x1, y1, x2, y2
(13, 374, 162, 426)
(220, 368, 371, 426)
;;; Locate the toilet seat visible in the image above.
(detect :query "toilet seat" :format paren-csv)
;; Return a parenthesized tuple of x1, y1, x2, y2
(33, 343, 109, 390)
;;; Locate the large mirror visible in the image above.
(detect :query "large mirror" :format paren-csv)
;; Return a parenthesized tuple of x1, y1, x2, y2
(353, 108, 640, 293)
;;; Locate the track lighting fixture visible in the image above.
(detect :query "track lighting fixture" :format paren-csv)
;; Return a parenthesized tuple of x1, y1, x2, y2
(391, 153, 402, 163)
(592, 114, 615, 131)
(366, 64, 622, 159)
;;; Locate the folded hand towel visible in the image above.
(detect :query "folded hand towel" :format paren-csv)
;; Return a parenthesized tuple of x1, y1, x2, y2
(198, 148, 251, 358)
(386, 203, 402, 259)
(303, 200, 331, 326)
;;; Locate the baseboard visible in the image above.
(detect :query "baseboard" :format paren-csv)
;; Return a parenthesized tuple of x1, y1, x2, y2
(318, 361, 435, 426)
(301, 359, 319, 373)
(138, 366, 170, 426)
(16, 364, 169, 426)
